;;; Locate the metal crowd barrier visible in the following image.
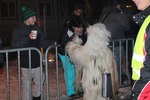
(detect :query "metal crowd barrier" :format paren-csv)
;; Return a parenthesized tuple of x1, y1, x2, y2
(111, 38, 134, 87)
(44, 45, 60, 100)
(0, 47, 43, 100)
(0, 38, 134, 100)
(0, 45, 65, 100)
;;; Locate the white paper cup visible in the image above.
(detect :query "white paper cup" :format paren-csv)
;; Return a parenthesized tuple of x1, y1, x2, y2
(31, 30, 37, 39)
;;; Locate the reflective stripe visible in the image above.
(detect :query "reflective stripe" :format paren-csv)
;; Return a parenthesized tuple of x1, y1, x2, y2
(132, 53, 145, 62)
(133, 68, 140, 77)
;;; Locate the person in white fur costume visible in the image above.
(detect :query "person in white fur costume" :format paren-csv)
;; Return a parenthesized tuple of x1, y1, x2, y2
(65, 23, 119, 100)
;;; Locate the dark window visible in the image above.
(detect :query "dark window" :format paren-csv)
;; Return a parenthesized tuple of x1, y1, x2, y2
(1, 3, 8, 17)
(9, 3, 15, 16)
(39, 0, 54, 19)
(39, 3, 44, 17)
(46, 3, 51, 16)
(1, 0, 17, 19)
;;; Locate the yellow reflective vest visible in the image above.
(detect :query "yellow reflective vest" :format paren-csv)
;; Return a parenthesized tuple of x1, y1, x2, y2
(132, 15, 150, 80)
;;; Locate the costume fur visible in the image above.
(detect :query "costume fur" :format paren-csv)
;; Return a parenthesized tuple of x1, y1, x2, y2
(65, 23, 119, 100)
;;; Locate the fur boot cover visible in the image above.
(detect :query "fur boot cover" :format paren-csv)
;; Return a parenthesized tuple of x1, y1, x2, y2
(65, 23, 119, 100)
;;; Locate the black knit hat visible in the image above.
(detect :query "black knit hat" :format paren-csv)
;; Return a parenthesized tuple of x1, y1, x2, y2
(21, 6, 36, 21)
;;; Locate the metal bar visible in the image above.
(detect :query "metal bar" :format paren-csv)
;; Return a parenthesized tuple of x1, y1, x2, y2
(18, 51, 21, 100)
(6, 52, 10, 100)
(29, 50, 32, 100)
(55, 46, 60, 100)
(44, 45, 55, 100)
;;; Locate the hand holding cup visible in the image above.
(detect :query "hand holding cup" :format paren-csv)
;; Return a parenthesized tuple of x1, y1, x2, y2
(30, 30, 37, 39)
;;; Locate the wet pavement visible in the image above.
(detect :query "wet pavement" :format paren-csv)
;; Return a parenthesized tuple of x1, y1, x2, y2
(0, 60, 131, 100)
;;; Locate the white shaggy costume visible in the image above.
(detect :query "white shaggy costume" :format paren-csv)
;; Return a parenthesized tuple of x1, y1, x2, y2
(65, 23, 119, 100)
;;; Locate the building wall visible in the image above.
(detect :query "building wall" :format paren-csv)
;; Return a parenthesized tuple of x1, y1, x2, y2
(0, 0, 68, 46)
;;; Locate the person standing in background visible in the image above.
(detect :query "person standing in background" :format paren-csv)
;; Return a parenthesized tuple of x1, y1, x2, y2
(99, 0, 130, 84)
(63, 3, 89, 46)
(65, 4, 89, 29)
(11, 6, 53, 100)
(131, 0, 150, 99)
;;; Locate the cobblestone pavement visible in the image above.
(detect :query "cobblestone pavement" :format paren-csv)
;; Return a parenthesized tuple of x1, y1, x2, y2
(0, 60, 131, 100)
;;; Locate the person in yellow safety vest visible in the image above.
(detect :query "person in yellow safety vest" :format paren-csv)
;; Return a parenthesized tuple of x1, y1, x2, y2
(131, 16, 149, 81)
(131, 0, 150, 99)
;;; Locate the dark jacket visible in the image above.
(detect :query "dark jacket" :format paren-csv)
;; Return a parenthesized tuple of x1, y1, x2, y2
(11, 22, 53, 68)
(58, 27, 74, 55)
(99, 6, 130, 41)
(58, 27, 87, 55)
(65, 12, 89, 28)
